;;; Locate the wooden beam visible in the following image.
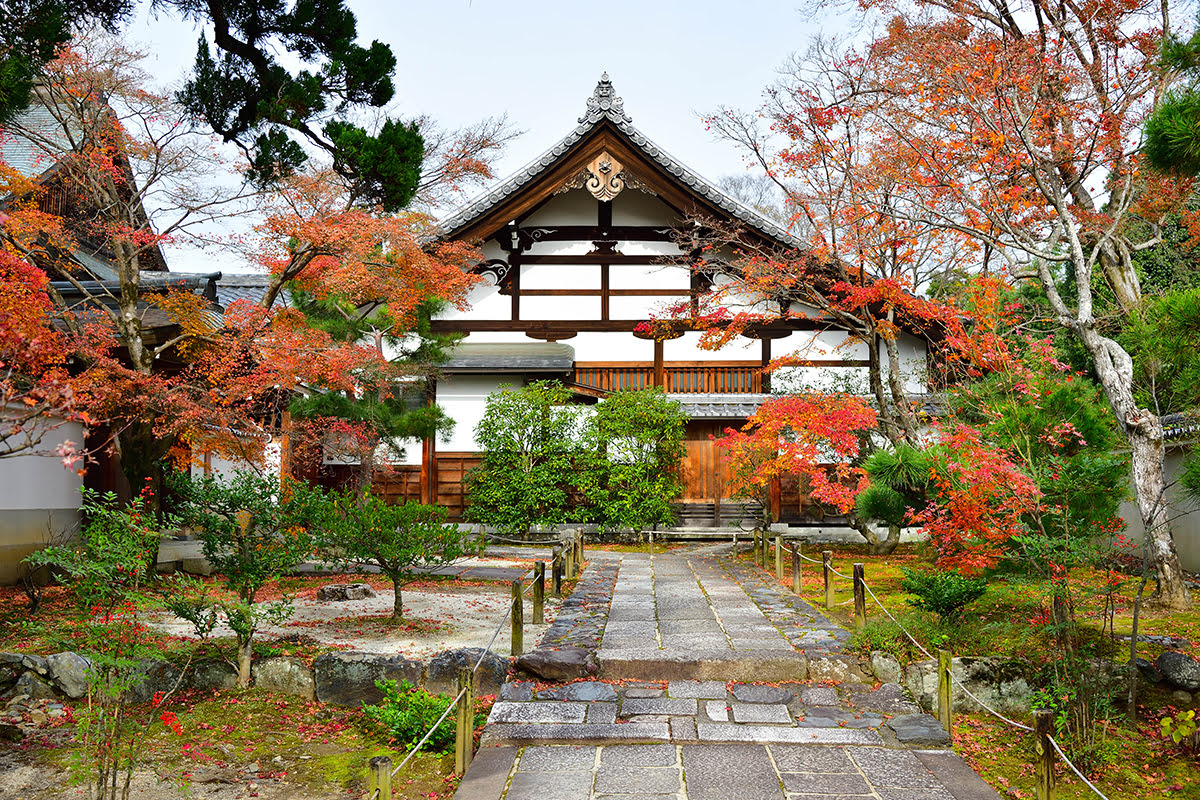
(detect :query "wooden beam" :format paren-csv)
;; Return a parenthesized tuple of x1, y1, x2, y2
(519, 253, 689, 265)
(507, 225, 675, 243)
(519, 288, 690, 297)
(431, 318, 847, 334)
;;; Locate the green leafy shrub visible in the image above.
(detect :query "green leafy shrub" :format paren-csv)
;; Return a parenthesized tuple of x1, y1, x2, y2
(362, 680, 480, 753)
(849, 615, 951, 661)
(24, 487, 162, 611)
(900, 568, 988, 623)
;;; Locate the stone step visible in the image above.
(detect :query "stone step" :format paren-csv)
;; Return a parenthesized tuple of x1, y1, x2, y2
(596, 650, 809, 682)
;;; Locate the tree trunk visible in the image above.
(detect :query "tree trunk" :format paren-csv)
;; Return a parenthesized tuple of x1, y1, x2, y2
(391, 575, 403, 620)
(851, 518, 901, 555)
(236, 637, 253, 688)
(1082, 331, 1192, 609)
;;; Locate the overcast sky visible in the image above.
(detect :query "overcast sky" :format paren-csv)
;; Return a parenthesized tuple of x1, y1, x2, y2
(127, 1, 858, 272)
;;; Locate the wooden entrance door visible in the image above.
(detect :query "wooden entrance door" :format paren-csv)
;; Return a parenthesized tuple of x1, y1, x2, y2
(679, 421, 740, 502)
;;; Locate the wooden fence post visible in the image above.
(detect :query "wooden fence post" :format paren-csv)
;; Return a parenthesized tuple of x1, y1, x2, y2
(533, 561, 545, 624)
(791, 542, 801, 594)
(575, 531, 584, 566)
(564, 536, 575, 580)
(752, 529, 760, 562)
(937, 649, 952, 738)
(853, 563, 866, 630)
(822, 551, 834, 610)
(775, 536, 784, 581)
(551, 548, 563, 597)
(1034, 708, 1056, 800)
(455, 667, 475, 774)
(511, 579, 523, 656)
(368, 755, 392, 800)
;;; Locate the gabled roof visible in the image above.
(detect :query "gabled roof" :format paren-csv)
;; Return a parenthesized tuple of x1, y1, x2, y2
(436, 74, 805, 250)
(444, 342, 574, 373)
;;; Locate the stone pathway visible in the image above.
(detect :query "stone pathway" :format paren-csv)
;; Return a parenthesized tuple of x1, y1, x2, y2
(452, 545, 999, 800)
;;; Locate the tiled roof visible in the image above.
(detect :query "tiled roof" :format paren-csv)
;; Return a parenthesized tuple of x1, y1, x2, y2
(444, 342, 575, 373)
(436, 74, 806, 250)
(215, 274, 291, 309)
(0, 105, 66, 179)
(667, 393, 771, 419)
(1163, 412, 1200, 441)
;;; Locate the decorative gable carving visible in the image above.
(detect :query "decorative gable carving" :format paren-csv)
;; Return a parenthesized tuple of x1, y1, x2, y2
(556, 152, 657, 199)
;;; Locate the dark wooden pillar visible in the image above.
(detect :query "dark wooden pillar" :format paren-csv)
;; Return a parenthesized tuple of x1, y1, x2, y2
(761, 338, 771, 394)
(653, 339, 665, 388)
(420, 379, 438, 505)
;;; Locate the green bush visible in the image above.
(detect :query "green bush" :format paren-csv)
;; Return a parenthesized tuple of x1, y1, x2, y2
(900, 568, 988, 623)
(363, 679, 483, 753)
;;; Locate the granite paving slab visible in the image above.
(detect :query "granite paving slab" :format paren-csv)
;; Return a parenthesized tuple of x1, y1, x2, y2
(458, 546, 1002, 800)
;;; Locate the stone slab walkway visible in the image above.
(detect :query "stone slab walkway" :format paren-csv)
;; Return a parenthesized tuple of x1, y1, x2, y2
(452, 545, 999, 800)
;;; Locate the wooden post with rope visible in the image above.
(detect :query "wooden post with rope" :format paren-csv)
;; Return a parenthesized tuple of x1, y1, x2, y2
(368, 756, 392, 800)
(533, 561, 545, 624)
(455, 667, 475, 774)
(791, 542, 801, 594)
(1034, 708, 1056, 800)
(937, 649, 952, 739)
(853, 563, 866, 630)
(822, 550, 834, 610)
(511, 579, 523, 656)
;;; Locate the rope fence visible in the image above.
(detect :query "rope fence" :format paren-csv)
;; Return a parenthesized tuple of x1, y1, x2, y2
(750, 533, 1109, 800)
(367, 531, 586, 798)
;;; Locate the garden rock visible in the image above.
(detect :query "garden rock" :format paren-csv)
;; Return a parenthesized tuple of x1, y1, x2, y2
(0, 722, 23, 742)
(427, 648, 509, 695)
(808, 657, 851, 684)
(1157, 651, 1200, 692)
(0, 654, 25, 690)
(314, 652, 423, 707)
(14, 672, 57, 700)
(253, 657, 315, 700)
(1135, 657, 1162, 684)
(870, 650, 902, 684)
(1172, 690, 1193, 705)
(46, 652, 91, 699)
(514, 648, 598, 682)
(317, 583, 376, 602)
(190, 661, 238, 692)
(886, 713, 951, 746)
(904, 656, 1032, 714)
(126, 660, 184, 704)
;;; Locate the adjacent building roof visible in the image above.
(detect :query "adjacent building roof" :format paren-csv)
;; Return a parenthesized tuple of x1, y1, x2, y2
(667, 393, 771, 419)
(436, 74, 805, 250)
(214, 273, 291, 310)
(444, 342, 575, 373)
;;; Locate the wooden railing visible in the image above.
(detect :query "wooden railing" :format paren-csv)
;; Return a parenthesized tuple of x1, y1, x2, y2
(573, 362, 763, 394)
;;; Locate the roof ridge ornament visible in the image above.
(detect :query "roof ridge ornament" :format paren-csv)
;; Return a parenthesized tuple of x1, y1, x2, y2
(580, 72, 632, 124)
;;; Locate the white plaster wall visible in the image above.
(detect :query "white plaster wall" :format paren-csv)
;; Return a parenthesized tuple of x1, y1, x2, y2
(522, 263, 600, 290)
(1119, 449, 1200, 572)
(0, 420, 84, 584)
(880, 333, 929, 395)
(608, 264, 690, 290)
(619, 241, 684, 257)
(523, 295, 602, 321)
(663, 331, 760, 362)
(771, 365, 872, 396)
(438, 278, 510, 321)
(612, 191, 677, 225)
(437, 374, 509, 452)
(525, 240, 593, 257)
(521, 190, 596, 227)
(609, 295, 687, 320)
(569, 332, 654, 361)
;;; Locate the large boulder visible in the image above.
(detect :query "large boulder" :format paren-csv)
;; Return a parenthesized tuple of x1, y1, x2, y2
(190, 661, 238, 692)
(0, 654, 25, 691)
(313, 652, 423, 707)
(253, 657, 315, 700)
(870, 651, 902, 685)
(1157, 651, 1200, 692)
(513, 648, 598, 682)
(125, 660, 184, 704)
(46, 652, 91, 699)
(317, 583, 377, 602)
(427, 648, 509, 696)
(904, 656, 1033, 715)
(13, 671, 57, 700)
